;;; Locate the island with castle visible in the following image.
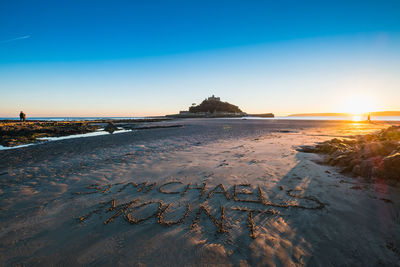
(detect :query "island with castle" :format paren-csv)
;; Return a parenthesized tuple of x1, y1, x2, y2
(167, 95, 274, 118)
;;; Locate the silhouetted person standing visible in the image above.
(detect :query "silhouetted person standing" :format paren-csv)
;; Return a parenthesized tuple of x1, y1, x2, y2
(19, 111, 26, 122)
(367, 112, 371, 123)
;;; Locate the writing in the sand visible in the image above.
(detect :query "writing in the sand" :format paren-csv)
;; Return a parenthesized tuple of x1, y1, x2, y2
(75, 181, 324, 239)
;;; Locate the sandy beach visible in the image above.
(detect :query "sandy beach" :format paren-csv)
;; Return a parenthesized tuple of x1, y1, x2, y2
(0, 119, 399, 266)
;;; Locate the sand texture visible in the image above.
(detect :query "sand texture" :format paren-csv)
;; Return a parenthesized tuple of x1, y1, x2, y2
(0, 119, 399, 266)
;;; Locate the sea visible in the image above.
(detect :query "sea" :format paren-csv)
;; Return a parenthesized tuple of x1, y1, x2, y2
(1, 116, 400, 121)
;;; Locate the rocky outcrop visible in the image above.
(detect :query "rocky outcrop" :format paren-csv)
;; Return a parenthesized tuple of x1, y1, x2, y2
(0, 121, 100, 147)
(383, 152, 400, 180)
(298, 126, 400, 181)
(104, 122, 119, 133)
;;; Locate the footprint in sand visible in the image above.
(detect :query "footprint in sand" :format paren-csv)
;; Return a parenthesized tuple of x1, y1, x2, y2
(203, 172, 214, 178)
(217, 160, 229, 167)
(380, 198, 394, 204)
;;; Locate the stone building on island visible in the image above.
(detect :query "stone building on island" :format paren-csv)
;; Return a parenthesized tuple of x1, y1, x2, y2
(167, 95, 274, 118)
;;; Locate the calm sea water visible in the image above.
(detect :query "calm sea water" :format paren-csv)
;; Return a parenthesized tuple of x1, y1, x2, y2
(1, 116, 400, 121)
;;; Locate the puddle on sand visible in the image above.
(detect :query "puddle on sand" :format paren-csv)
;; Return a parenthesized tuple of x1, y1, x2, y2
(37, 128, 132, 141)
(0, 143, 35, 150)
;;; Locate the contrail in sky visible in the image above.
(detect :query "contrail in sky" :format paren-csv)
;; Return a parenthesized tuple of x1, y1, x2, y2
(0, 35, 31, 44)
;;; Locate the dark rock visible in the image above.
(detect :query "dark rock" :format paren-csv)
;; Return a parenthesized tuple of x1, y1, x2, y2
(350, 185, 362, 190)
(380, 198, 394, 204)
(332, 154, 351, 166)
(359, 159, 374, 178)
(383, 152, 400, 180)
(349, 158, 362, 168)
(104, 122, 118, 134)
(352, 164, 361, 176)
(361, 142, 387, 157)
(379, 126, 400, 141)
(370, 155, 385, 176)
(296, 145, 317, 153)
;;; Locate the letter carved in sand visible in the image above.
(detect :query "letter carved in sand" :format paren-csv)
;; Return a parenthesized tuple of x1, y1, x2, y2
(75, 179, 325, 239)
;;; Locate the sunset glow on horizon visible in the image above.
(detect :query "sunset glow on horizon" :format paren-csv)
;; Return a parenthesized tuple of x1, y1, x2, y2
(339, 94, 377, 116)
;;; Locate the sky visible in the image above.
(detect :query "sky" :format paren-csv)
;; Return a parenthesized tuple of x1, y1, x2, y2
(1, 0, 400, 117)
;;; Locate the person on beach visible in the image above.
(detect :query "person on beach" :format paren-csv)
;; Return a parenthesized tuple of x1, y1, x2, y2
(19, 111, 26, 122)
(367, 112, 371, 123)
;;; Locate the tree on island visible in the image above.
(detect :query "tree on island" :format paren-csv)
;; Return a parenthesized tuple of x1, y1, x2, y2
(189, 95, 242, 113)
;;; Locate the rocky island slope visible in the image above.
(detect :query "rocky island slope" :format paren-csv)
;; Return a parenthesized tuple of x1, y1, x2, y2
(168, 95, 273, 118)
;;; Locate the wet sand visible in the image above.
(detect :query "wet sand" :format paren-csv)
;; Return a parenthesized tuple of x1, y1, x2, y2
(0, 119, 399, 266)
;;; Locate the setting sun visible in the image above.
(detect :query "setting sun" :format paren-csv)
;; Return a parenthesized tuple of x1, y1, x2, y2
(339, 94, 376, 117)
(352, 115, 362, 121)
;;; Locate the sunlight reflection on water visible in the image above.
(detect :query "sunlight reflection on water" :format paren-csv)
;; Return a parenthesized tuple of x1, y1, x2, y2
(0, 128, 133, 150)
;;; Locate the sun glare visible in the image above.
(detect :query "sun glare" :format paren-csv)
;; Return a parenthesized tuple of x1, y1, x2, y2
(340, 94, 376, 120)
(352, 115, 362, 121)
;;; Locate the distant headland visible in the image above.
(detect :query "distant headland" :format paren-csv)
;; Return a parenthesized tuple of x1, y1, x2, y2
(167, 95, 274, 118)
(288, 111, 400, 117)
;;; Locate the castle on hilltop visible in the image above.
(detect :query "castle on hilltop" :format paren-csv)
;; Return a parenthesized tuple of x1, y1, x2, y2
(206, 95, 220, 101)
(168, 95, 274, 118)
(188, 95, 242, 114)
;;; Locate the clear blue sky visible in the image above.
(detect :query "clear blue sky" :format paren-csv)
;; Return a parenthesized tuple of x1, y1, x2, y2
(1, 0, 400, 116)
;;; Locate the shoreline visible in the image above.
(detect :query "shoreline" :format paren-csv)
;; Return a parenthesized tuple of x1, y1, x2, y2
(1, 117, 399, 147)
